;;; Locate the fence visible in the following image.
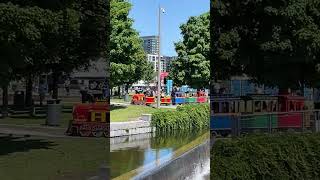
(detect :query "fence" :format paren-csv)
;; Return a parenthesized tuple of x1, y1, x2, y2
(211, 110, 320, 137)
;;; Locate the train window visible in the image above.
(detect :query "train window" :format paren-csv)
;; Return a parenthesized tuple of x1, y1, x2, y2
(255, 101, 261, 112)
(222, 102, 229, 113)
(236, 101, 239, 113)
(262, 101, 268, 112)
(296, 103, 302, 111)
(273, 101, 277, 112)
(289, 101, 295, 111)
(296, 103, 299, 111)
(268, 101, 273, 112)
(240, 101, 245, 113)
(230, 102, 235, 113)
(246, 101, 253, 113)
(213, 102, 220, 113)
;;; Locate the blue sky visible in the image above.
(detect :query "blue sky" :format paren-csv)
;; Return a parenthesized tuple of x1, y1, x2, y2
(128, 0, 209, 56)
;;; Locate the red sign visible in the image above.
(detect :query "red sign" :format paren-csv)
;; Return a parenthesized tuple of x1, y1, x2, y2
(160, 72, 169, 80)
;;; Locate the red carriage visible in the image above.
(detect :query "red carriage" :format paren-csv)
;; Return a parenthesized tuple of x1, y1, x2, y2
(131, 94, 145, 105)
(66, 101, 110, 137)
(197, 91, 207, 103)
(277, 94, 305, 129)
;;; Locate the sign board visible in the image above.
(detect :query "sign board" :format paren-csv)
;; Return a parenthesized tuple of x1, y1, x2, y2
(160, 72, 169, 80)
(167, 80, 173, 95)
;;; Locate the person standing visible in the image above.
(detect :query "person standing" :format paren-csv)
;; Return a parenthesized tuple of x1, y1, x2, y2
(64, 79, 70, 96)
(80, 83, 88, 103)
(171, 87, 176, 105)
(38, 79, 47, 106)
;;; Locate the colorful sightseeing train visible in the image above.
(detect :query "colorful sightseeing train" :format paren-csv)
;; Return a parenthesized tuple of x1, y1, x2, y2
(210, 93, 314, 136)
(131, 91, 208, 105)
(66, 100, 109, 137)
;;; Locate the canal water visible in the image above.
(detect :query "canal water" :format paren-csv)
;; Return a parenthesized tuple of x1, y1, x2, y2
(110, 130, 209, 179)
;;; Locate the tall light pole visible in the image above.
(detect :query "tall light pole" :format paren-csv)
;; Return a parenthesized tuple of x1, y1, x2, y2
(157, 5, 163, 108)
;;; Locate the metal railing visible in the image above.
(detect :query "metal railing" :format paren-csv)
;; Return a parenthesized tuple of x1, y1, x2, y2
(211, 110, 320, 136)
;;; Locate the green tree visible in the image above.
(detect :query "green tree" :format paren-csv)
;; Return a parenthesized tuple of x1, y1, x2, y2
(169, 13, 210, 89)
(0, 3, 61, 108)
(110, 0, 153, 91)
(1, 0, 109, 102)
(211, 0, 320, 91)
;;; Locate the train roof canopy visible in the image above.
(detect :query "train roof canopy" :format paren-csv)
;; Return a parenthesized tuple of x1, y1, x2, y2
(210, 94, 241, 101)
(241, 94, 278, 100)
(277, 94, 305, 100)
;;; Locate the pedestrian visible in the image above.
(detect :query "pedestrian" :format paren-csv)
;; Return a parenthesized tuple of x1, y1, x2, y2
(38, 79, 47, 106)
(161, 91, 165, 98)
(80, 83, 88, 103)
(65, 79, 70, 96)
(171, 88, 176, 105)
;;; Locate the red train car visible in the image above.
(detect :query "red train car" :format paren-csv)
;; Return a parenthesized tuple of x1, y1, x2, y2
(161, 96, 171, 105)
(66, 102, 110, 137)
(277, 94, 304, 129)
(145, 96, 156, 105)
(131, 94, 145, 105)
(197, 91, 207, 103)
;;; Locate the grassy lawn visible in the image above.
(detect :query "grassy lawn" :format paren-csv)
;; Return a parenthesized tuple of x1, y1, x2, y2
(111, 105, 172, 122)
(0, 113, 72, 128)
(0, 135, 108, 180)
(110, 96, 132, 104)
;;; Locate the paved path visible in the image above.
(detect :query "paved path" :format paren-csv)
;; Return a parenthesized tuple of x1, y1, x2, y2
(110, 102, 130, 106)
(0, 124, 92, 139)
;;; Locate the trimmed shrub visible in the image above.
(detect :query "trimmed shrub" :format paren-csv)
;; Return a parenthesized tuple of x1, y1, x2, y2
(211, 133, 320, 180)
(151, 103, 209, 132)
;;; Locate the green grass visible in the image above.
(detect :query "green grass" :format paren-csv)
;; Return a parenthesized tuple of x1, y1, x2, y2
(111, 105, 172, 122)
(0, 113, 72, 128)
(110, 96, 132, 103)
(110, 98, 126, 103)
(0, 135, 108, 180)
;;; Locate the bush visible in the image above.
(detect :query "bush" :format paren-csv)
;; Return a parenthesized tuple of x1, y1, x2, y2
(211, 133, 320, 180)
(151, 103, 209, 132)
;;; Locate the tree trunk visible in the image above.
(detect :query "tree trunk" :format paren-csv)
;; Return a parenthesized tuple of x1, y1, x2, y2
(125, 84, 129, 94)
(2, 85, 9, 117)
(118, 86, 121, 99)
(25, 75, 33, 107)
(52, 71, 59, 99)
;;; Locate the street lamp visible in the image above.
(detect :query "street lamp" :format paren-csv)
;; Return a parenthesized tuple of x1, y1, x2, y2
(157, 6, 165, 108)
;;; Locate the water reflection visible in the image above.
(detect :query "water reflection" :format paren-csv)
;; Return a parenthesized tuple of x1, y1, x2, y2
(110, 130, 207, 179)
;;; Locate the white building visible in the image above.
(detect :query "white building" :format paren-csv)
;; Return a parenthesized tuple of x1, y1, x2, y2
(147, 54, 167, 72)
(147, 54, 177, 72)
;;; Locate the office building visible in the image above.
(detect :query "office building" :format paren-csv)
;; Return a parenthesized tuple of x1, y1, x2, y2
(142, 36, 159, 55)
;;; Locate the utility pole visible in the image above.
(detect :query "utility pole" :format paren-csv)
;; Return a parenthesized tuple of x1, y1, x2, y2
(157, 5, 162, 108)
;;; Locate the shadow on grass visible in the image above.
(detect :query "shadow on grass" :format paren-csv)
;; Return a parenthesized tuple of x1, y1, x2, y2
(0, 134, 56, 156)
(110, 105, 127, 111)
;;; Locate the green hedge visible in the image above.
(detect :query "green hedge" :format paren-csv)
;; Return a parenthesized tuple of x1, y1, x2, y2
(211, 133, 320, 180)
(151, 103, 209, 132)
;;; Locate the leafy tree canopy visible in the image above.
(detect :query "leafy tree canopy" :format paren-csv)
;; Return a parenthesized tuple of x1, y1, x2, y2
(211, 0, 320, 90)
(110, 0, 153, 88)
(169, 12, 210, 89)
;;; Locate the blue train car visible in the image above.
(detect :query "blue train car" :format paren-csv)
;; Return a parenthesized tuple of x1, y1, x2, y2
(210, 94, 242, 136)
(172, 92, 185, 105)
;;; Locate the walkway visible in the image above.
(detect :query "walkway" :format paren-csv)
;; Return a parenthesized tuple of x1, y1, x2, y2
(0, 124, 90, 139)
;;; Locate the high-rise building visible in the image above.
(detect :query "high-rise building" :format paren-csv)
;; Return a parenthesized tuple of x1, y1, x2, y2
(147, 54, 166, 72)
(146, 54, 177, 73)
(163, 56, 177, 72)
(142, 36, 159, 55)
